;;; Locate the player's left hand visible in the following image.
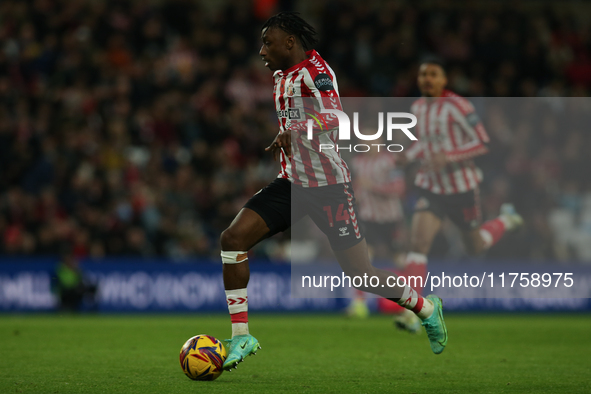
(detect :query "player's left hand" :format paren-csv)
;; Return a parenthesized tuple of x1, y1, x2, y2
(265, 132, 292, 160)
(424, 152, 448, 171)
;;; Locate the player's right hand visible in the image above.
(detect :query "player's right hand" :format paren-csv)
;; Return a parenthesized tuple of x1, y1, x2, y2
(422, 151, 447, 171)
(396, 152, 410, 167)
(265, 132, 291, 161)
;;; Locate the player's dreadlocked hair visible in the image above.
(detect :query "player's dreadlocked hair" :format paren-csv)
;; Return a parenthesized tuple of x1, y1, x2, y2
(262, 12, 318, 50)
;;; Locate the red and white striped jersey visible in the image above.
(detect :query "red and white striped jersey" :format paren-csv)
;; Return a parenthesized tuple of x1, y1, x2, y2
(272, 50, 351, 188)
(406, 90, 489, 195)
(351, 153, 405, 223)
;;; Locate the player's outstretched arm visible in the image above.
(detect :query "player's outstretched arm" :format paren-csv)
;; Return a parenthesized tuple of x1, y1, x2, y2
(396, 152, 411, 167)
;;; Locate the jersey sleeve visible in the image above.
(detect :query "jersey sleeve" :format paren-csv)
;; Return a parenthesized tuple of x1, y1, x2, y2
(444, 99, 489, 162)
(404, 141, 425, 160)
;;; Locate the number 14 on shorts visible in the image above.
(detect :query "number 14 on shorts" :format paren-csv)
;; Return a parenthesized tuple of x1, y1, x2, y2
(323, 204, 350, 227)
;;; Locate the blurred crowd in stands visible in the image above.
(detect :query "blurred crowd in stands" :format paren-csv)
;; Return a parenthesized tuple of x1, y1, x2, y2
(0, 0, 590, 262)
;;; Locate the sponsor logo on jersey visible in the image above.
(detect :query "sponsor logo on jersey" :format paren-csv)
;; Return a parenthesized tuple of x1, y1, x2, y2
(314, 73, 334, 91)
(276, 108, 302, 119)
(339, 227, 349, 236)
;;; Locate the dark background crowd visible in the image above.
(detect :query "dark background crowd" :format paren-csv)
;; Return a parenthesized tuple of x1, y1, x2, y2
(0, 0, 590, 262)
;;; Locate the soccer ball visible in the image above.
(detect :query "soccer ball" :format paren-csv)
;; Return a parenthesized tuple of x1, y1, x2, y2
(179, 335, 227, 381)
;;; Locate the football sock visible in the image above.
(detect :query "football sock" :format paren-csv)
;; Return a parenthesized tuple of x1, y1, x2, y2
(479, 217, 506, 249)
(401, 252, 428, 294)
(397, 285, 434, 320)
(221, 251, 249, 337)
(383, 253, 428, 314)
(225, 288, 249, 337)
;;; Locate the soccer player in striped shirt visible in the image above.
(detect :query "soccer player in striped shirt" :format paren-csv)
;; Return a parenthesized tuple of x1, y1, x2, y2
(219, 13, 447, 370)
(395, 61, 523, 331)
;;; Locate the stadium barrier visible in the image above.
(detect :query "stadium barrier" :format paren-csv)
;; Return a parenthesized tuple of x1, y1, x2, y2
(0, 258, 589, 312)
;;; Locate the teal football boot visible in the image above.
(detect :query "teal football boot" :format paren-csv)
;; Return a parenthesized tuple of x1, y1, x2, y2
(421, 295, 448, 354)
(222, 335, 261, 371)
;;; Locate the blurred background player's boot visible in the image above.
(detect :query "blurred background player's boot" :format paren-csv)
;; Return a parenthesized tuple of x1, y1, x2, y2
(393, 309, 422, 334)
(346, 294, 370, 319)
(500, 203, 524, 231)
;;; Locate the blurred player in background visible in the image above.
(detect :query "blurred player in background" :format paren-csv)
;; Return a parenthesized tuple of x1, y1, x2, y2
(395, 61, 524, 330)
(347, 138, 407, 318)
(218, 13, 448, 371)
(52, 249, 97, 312)
(351, 138, 407, 260)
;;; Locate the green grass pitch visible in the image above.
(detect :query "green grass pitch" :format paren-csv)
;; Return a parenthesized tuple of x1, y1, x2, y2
(1, 313, 589, 393)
